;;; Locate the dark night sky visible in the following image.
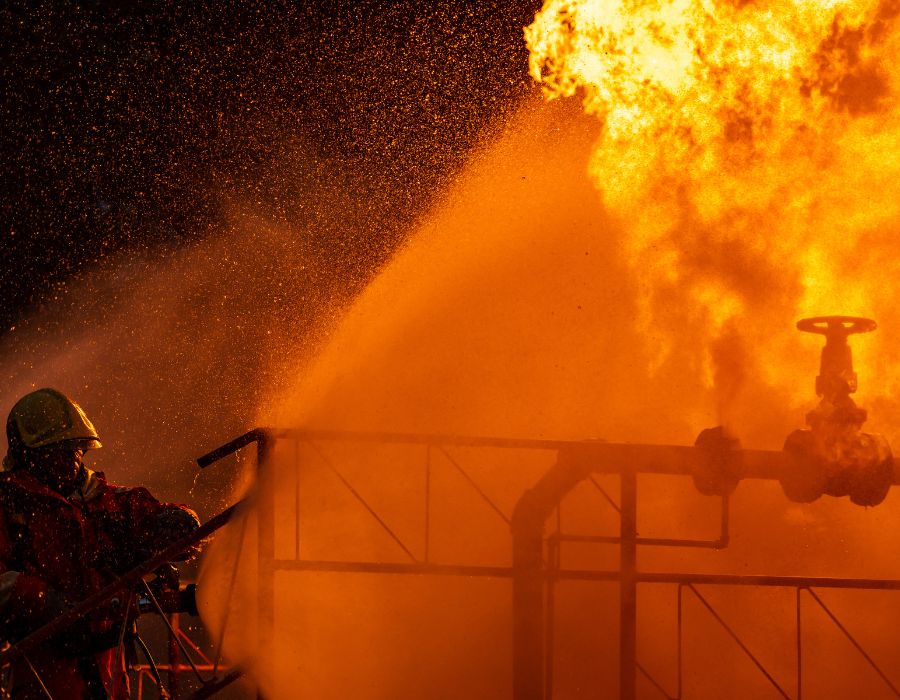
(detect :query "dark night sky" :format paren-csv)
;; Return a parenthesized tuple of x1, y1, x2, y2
(0, 0, 542, 333)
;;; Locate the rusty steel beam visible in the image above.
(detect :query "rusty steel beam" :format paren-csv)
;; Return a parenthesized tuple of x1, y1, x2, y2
(199, 428, 900, 485)
(264, 558, 900, 592)
(619, 469, 638, 700)
(273, 559, 514, 577)
(635, 572, 900, 590)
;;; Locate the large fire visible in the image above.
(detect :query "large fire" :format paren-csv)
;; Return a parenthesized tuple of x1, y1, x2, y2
(198, 4, 900, 698)
(525, 0, 900, 406)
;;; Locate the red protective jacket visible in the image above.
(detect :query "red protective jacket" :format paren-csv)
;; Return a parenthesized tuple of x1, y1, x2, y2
(0, 467, 196, 699)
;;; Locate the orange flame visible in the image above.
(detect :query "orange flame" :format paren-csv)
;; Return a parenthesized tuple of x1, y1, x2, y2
(526, 0, 900, 417)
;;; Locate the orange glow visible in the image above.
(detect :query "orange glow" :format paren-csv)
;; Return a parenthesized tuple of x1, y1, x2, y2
(197, 92, 900, 698)
(200, 6, 900, 697)
(526, 0, 900, 404)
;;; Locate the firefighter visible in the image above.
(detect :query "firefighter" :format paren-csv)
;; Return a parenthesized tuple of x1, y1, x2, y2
(0, 388, 200, 699)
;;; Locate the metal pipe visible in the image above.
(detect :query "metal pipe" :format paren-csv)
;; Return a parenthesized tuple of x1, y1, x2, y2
(273, 560, 514, 577)
(201, 430, 866, 483)
(548, 493, 729, 550)
(197, 428, 271, 468)
(168, 613, 180, 699)
(556, 571, 900, 589)
(544, 539, 559, 700)
(796, 587, 802, 700)
(619, 468, 638, 700)
(257, 434, 276, 699)
(195, 426, 900, 700)
(510, 448, 595, 700)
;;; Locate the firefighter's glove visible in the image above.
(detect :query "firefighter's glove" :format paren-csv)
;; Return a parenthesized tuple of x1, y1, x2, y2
(151, 508, 202, 561)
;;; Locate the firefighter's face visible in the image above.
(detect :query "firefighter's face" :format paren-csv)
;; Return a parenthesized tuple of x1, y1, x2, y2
(30, 445, 85, 493)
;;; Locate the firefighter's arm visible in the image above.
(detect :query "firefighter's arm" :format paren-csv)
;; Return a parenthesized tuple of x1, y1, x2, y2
(0, 510, 69, 639)
(120, 486, 202, 561)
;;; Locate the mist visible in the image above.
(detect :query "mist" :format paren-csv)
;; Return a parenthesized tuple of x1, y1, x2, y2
(198, 92, 900, 699)
(6, 6, 900, 693)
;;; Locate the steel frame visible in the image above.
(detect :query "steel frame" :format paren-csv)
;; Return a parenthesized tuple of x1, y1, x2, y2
(194, 427, 900, 700)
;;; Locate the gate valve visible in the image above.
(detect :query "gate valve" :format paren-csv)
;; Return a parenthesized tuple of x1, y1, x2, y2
(781, 316, 893, 507)
(798, 316, 874, 425)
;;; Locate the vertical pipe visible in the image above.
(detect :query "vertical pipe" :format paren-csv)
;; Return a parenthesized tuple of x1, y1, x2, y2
(717, 493, 730, 548)
(257, 433, 276, 699)
(511, 449, 594, 700)
(512, 490, 545, 700)
(796, 588, 802, 700)
(620, 467, 638, 700)
(425, 445, 431, 564)
(544, 537, 559, 700)
(167, 613, 181, 700)
(294, 439, 301, 560)
(677, 585, 684, 700)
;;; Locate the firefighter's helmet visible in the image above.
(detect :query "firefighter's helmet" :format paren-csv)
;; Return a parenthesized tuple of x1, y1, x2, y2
(6, 388, 102, 454)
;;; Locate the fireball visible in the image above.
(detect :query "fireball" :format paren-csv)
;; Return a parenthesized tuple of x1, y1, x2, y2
(526, 0, 900, 412)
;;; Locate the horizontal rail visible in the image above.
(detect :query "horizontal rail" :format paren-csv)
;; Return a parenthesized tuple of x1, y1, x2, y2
(268, 564, 900, 591)
(636, 572, 900, 589)
(549, 534, 727, 550)
(273, 559, 515, 578)
(133, 664, 224, 672)
(199, 428, 900, 485)
(197, 428, 570, 469)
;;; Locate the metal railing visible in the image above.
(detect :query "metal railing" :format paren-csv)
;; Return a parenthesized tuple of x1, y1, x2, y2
(195, 428, 900, 700)
(8, 424, 895, 698)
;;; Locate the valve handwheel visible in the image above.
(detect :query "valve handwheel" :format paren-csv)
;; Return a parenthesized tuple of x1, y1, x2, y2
(797, 316, 877, 337)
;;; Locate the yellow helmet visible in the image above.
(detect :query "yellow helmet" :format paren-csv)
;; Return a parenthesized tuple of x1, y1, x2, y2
(6, 388, 102, 453)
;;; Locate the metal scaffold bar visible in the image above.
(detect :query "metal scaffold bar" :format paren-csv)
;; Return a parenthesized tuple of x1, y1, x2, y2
(272, 559, 514, 577)
(620, 468, 638, 700)
(306, 440, 419, 562)
(198, 428, 900, 488)
(437, 446, 511, 525)
(683, 584, 791, 699)
(803, 588, 900, 697)
(634, 573, 900, 590)
(636, 661, 674, 700)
